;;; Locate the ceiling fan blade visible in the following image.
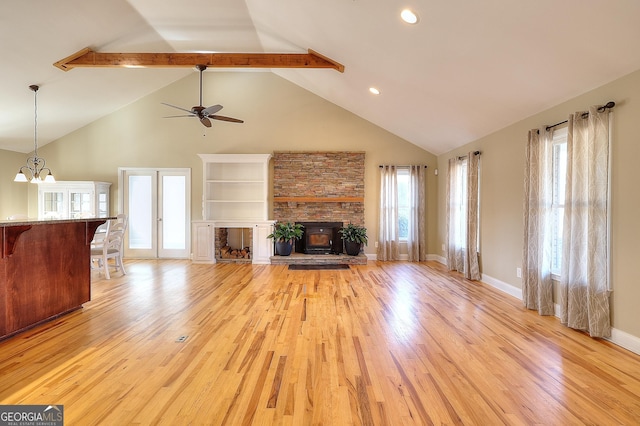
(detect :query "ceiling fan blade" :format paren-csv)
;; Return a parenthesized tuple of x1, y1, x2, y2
(200, 117, 212, 127)
(161, 102, 195, 114)
(163, 114, 196, 118)
(210, 115, 244, 123)
(202, 104, 223, 116)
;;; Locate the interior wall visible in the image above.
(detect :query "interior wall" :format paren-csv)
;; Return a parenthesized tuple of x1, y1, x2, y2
(0, 149, 29, 219)
(35, 71, 437, 256)
(437, 68, 640, 340)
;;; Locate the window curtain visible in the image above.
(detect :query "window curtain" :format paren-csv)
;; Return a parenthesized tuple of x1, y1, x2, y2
(522, 128, 555, 316)
(446, 152, 481, 280)
(378, 165, 399, 260)
(407, 165, 427, 261)
(560, 107, 611, 338)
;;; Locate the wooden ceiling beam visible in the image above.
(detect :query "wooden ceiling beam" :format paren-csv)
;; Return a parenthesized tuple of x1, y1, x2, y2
(54, 47, 344, 73)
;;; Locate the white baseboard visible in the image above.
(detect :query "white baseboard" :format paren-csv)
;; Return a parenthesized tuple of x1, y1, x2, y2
(480, 273, 523, 300)
(365, 254, 445, 262)
(427, 254, 446, 264)
(607, 328, 640, 355)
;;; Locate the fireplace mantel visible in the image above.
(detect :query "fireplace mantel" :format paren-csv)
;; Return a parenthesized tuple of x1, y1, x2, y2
(273, 197, 363, 203)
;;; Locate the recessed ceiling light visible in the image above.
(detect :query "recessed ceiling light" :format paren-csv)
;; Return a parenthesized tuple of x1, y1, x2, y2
(401, 9, 419, 24)
(369, 87, 380, 95)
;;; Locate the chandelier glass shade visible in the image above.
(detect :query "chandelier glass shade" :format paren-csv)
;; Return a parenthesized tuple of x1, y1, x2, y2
(14, 85, 55, 184)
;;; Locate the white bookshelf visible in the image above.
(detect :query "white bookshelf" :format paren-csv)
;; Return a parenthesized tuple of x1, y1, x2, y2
(199, 154, 271, 221)
(193, 154, 274, 264)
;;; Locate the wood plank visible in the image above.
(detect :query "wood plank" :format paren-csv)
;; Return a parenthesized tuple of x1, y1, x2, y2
(273, 197, 364, 203)
(0, 260, 639, 424)
(54, 48, 344, 72)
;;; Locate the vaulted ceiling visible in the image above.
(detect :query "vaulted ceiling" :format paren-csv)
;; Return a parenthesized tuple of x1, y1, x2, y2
(2, 0, 640, 155)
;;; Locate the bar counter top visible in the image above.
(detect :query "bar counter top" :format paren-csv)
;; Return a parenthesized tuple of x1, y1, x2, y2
(1, 216, 115, 226)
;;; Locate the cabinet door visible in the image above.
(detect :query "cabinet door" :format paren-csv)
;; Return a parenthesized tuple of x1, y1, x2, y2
(69, 190, 93, 218)
(192, 223, 214, 263)
(96, 185, 110, 217)
(252, 224, 274, 264)
(41, 191, 65, 219)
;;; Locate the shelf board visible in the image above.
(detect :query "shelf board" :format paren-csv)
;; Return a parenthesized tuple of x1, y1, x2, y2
(273, 197, 364, 203)
(206, 180, 264, 184)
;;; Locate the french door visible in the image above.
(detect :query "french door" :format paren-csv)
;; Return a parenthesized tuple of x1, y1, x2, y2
(120, 168, 191, 259)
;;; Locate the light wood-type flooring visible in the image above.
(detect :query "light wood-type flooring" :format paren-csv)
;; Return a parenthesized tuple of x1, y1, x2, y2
(1, 260, 640, 425)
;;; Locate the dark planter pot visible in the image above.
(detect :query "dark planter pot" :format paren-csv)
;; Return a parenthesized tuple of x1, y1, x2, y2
(344, 240, 362, 256)
(275, 240, 294, 256)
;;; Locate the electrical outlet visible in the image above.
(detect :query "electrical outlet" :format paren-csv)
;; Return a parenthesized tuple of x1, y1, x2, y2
(442, 243, 445, 251)
(374, 241, 378, 248)
(516, 267, 522, 278)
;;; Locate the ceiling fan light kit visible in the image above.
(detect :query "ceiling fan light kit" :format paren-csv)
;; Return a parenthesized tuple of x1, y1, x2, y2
(162, 64, 244, 128)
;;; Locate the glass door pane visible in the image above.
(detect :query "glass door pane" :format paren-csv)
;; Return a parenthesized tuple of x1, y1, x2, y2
(124, 172, 157, 258)
(159, 173, 188, 257)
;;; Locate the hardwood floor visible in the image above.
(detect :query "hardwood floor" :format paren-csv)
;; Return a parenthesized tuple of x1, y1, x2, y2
(1, 260, 640, 425)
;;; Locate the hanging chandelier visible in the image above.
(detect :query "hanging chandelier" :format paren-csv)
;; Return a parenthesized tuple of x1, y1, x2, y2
(14, 85, 55, 183)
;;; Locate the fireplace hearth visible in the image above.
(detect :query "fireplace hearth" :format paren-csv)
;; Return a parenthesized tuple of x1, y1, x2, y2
(295, 222, 343, 255)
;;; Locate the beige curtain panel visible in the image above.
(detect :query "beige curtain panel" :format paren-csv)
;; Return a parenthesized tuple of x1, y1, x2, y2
(446, 152, 481, 280)
(407, 165, 427, 262)
(378, 165, 400, 261)
(560, 106, 611, 338)
(522, 128, 555, 316)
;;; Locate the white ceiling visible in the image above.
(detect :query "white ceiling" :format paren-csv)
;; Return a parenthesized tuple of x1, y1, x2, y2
(2, 0, 640, 155)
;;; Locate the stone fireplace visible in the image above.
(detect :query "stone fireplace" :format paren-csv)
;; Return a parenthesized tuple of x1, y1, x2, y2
(272, 151, 365, 262)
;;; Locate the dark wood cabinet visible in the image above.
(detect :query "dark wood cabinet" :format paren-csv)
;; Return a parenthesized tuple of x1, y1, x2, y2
(0, 219, 105, 340)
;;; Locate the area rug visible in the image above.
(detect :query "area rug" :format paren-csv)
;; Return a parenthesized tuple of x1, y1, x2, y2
(288, 264, 350, 270)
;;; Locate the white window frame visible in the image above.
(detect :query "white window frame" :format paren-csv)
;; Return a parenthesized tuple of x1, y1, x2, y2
(396, 167, 410, 241)
(550, 127, 568, 277)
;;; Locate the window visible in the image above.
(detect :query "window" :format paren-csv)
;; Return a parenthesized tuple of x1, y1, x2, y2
(378, 164, 427, 261)
(550, 128, 567, 275)
(448, 157, 471, 251)
(397, 168, 409, 240)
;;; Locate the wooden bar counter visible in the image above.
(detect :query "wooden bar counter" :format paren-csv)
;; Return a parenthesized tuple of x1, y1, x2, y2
(0, 218, 107, 340)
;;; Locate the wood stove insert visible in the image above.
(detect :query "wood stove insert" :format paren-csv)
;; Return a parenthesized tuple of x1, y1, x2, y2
(295, 221, 343, 255)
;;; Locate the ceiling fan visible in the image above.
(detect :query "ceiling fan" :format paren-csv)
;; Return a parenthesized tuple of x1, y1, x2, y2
(162, 64, 244, 128)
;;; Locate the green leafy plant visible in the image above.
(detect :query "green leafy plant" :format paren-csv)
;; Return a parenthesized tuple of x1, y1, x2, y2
(267, 222, 304, 242)
(338, 223, 368, 245)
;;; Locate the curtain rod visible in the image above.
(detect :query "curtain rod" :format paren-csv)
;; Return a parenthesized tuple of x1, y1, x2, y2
(378, 165, 428, 168)
(542, 101, 615, 133)
(457, 151, 481, 160)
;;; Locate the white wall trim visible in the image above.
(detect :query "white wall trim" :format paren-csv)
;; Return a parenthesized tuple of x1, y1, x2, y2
(607, 328, 640, 355)
(366, 253, 445, 262)
(427, 254, 446, 264)
(480, 273, 523, 300)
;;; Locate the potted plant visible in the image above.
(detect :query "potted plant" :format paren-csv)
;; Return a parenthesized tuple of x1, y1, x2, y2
(339, 223, 368, 256)
(267, 222, 304, 256)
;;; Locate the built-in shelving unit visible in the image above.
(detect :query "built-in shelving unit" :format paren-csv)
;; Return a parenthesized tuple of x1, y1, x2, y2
(193, 154, 274, 264)
(199, 154, 271, 221)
